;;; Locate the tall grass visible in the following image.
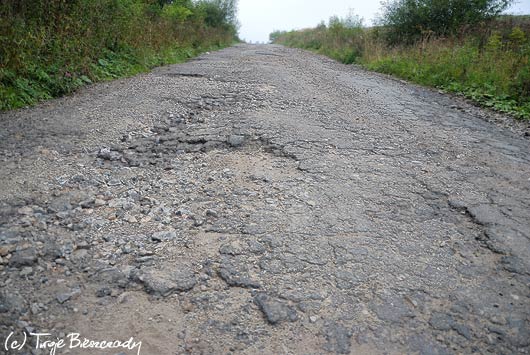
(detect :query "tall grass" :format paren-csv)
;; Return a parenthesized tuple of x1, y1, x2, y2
(272, 16, 530, 119)
(0, 0, 239, 111)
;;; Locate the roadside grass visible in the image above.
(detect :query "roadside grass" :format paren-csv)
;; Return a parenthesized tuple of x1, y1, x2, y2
(0, 0, 238, 111)
(272, 17, 530, 120)
(0, 43, 230, 111)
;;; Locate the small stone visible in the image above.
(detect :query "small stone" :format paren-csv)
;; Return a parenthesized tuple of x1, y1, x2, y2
(20, 267, 33, 276)
(75, 241, 90, 250)
(71, 249, 89, 264)
(17, 206, 34, 215)
(30, 303, 40, 315)
(310, 315, 318, 323)
(56, 288, 81, 304)
(56, 293, 72, 304)
(247, 241, 266, 254)
(125, 215, 138, 223)
(94, 199, 106, 207)
(151, 230, 176, 242)
(137, 267, 196, 296)
(79, 198, 95, 208)
(96, 287, 112, 298)
(49, 199, 73, 213)
(219, 242, 244, 256)
(138, 249, 154, 257)
(254, 293, 297, 325)
(107, 178, 122, 186)
(218, 263, 260, 289)
(9, 248, 38, 267)
(98, 148, 122, 161)
(117, 293, 130, 304)
(227, 134, 245, 147)
(175, 208, 192, 217)
(0, 245, 12, 257)
(108, 199, 124, 208)
(205, 209, 218, 218)
(181, 299, 194, 312)
(222, 168, 234, 178)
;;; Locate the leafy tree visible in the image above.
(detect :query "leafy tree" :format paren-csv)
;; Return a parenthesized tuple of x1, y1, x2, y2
(379, 0, 514, 44)
(197, 0, 238, 30)
(161, 1, 193, 21)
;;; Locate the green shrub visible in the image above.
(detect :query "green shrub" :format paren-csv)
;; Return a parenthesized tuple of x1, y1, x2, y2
(0, 0, 239, 111)
(272, 14, 530, 119)
(271, 13, 364, 63)
(379, 0, 514, 44)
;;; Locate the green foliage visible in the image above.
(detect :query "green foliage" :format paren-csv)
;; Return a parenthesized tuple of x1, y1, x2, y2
(509, 27, 526, 44)
(272, 14, 364, 64)
(0, 0, 239, 111)
(269, 30, 287, 43)
(196, 0, 239, 33)
(379, 0, 514, 44)
(365, 38, 530, 119)
(487, 32, 504, 51)
(272, 14, 530, 120)
(162, 2, 193, 21)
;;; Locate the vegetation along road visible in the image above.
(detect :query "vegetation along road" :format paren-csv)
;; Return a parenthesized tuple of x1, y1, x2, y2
(1, 44, 529, 354)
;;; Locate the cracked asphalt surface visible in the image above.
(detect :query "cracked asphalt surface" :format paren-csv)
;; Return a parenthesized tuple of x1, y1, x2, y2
(1, 44, 529, 354)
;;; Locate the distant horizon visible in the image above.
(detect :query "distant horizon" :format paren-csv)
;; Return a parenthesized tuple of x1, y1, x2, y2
(238, 0, 530, 44)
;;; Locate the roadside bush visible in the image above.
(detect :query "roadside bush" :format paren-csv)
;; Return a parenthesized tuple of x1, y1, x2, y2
(273, 13, 365, 64)
(0, 0, 239, 110)
(272, 14, 530, 119)
(379, 0, 514, 44)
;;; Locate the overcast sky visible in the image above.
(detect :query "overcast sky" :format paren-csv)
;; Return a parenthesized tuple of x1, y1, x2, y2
(238, 0, 530, 43)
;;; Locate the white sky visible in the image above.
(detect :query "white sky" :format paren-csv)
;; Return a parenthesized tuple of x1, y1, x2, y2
(237, 0, 530, 43)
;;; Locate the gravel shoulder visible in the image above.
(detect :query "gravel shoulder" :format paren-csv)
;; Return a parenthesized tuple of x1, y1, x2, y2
(1, 44, 529, 355)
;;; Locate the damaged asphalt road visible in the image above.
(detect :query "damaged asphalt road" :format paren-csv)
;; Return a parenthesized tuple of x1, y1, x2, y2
(0, 44, 529, 354)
